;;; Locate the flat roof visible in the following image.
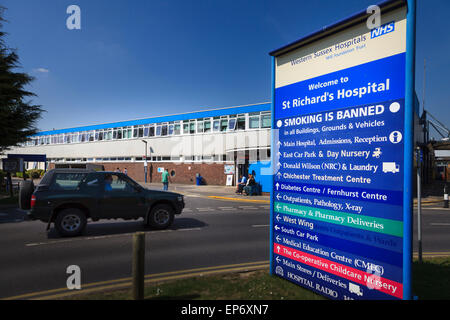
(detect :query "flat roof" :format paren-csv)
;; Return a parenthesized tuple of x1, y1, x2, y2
(33, 102, 271, 137)
(269, 0, 406, 57)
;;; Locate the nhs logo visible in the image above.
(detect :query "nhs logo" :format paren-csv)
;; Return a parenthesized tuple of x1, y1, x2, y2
(371, 21, 395, 39)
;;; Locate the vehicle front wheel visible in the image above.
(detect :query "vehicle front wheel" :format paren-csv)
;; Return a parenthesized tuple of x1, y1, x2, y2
(147, 204, 174, 229)
(55, 208, 87, 237)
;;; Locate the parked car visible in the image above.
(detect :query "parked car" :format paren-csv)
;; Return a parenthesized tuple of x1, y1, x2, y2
(19, 169, 184, 236)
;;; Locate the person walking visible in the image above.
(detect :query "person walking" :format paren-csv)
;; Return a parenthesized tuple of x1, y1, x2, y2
(161, 169, 171, 191)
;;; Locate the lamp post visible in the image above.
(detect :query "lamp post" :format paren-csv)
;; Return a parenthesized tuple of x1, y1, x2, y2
(141, 140, 148, 183)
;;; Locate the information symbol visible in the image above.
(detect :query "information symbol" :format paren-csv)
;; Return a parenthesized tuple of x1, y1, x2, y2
(389, 131, 402, 144)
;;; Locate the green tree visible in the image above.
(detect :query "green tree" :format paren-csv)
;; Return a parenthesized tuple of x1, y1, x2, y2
(0, 6, 44, 153)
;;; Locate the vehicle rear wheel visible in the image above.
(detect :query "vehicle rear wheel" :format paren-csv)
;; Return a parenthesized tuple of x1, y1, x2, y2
(147, 204, 174, 229)
(19, 180, 34, 210)
(55, 208, 87, 237)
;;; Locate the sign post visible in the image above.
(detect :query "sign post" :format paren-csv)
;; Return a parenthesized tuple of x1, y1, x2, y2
(269, 0, 415, 300)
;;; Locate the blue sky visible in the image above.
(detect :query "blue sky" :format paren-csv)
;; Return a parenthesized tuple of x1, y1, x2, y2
(1, 0, 449, 139)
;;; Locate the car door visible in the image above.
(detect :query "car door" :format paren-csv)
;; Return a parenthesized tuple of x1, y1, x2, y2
(100, 173, 147, 219)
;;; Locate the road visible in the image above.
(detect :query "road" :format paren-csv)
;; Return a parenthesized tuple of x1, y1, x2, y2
(0, 195, 270, 299)
(0, 193, 449, 299)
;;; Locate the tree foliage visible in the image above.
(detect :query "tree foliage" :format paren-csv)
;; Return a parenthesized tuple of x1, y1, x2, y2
(0, 6, 44, 153)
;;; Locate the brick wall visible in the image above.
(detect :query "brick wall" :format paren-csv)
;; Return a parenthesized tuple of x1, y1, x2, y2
(49, 162, 228, 185)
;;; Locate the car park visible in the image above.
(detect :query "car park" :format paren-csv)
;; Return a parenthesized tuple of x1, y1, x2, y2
(19, 169, 184, 236)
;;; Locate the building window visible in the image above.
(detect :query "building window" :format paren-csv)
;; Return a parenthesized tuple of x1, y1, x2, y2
(197, 121, 204, 133)
(174, 123, 181, 135)
(213, 119, 220, 132)
(220, 119, 228, 132)
(161, 124, 168, 136)
(261, 112, 271, 128)
(149, 126, 155, 137)
(249, 113, 260, 129)
(168, 124, 174, 135)
(237, 115, 246, 130)
(228, 118, 237, 131)
(204, 119, 211, 133)
(183, 122, 189, 134)
(125, 127, 132, 139)
(156, 125, 162, 136)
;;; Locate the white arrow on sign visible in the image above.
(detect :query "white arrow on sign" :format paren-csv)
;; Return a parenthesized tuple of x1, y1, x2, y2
(276, 194, 281, 200)
(277, 151, 282, 157)
(274, 225, 280, 231)
(277, 141, 282, 147)
(276, 256, 281, 263)
(276, 235, 281, 242)
(277, 172, 282, 178)
(275, 182, 280, 190)
(277, 162, 282, 168)
(276, 245, 281, 253)
(276, 214, 281, 222)
(276, 204, 281, 211)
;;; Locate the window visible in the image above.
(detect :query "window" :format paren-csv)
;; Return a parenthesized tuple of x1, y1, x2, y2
(174, 123, 181, 135)
(124, 127, 132, 139)
(183, 122, 189, 134)
(50, 173, 87, 191)
(228, 118, 237, 131)
(138, 126, 144, 138)
(213, 119, 220, 132)
(237, 115, 246, 130)
(168, 124, 174, 135)
(156, 125, 161, 136)
(261, 112, 271, 128)
(161, 124, 168, 136)
(249, 113, 260, 129)
(204, 119, 211, 133)
(144, 126, 149, 137)
(106, 174, 137, 193)
(105, 130, 113, 140)
(189, 121, 196, 134)
(220, 119, 228, 132)
(149, 126, 155, 137)
(197, 121, 204, 133)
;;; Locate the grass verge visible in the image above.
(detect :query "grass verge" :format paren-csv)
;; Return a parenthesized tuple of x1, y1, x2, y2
(66, 256, 450, 300)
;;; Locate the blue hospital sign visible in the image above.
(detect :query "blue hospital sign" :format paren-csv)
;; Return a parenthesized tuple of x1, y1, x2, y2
(270, 2, 414, 300)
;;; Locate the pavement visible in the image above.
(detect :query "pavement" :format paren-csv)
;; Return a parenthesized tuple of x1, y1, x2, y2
(142, 182, 270, 203)
(141, 182, 449, 207)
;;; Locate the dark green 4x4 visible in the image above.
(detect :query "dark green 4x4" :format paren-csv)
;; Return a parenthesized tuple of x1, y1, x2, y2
(20, 169, 184, 237)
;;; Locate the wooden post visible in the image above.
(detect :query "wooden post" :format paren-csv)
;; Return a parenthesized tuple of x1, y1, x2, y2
(132, 232, 145, 300)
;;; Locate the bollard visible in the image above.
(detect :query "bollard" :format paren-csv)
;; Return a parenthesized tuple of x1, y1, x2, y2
(132, 232, 145, 300)
(444, 184, 449, 208)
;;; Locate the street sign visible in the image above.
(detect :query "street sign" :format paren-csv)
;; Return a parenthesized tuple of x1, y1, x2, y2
(269, 0, 415, 300)
(2, 158, 24, 173)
